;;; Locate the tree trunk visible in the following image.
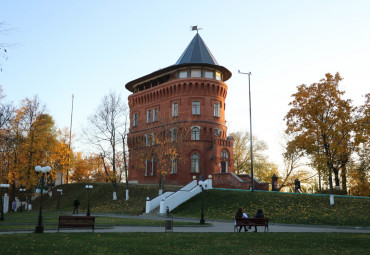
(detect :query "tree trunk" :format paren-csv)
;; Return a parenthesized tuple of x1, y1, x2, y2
(341, 167, 347, 194)
(333, 169, 340, 189)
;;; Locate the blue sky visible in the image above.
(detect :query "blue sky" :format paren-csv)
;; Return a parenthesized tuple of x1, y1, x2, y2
(1, 0, 369, 169)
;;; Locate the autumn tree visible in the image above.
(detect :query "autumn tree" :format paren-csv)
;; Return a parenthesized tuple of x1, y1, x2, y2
(84, 91, 128, 200)
(278, 137, 305, 191)
(0, 86, 14, 183)
(231, 130, 278, 183)
(285, 73, 358, 194)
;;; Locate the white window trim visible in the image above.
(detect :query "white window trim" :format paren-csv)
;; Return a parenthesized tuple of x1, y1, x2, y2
(214, 103, 220, 117)
(146, 110, 152, 123)
(151, 157, 155, 176)
(153, 108, 158, 122)
(145, 134, 149, 146)
(191, 153, 200, 173)
(170, 128, 177, 142)
(133, 113, 138, 127)
(171, 158, 177, 174)
(192, 101, 200, 115)
(191, 126, 200, 140)
(172, 102, 178, 117)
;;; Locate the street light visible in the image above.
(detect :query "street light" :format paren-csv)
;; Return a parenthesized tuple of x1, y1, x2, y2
(199, 180, 208, 224)
(34, 165, 51, 233)
(0, 183, 10, 221)
(238, 70, 254, 192)
(85, 185, 93, 216)
(57, 189, 63, 209)
(19, 188, 26, 212)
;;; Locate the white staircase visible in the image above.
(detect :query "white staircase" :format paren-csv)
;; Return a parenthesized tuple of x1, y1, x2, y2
(145, 179, 212, 214)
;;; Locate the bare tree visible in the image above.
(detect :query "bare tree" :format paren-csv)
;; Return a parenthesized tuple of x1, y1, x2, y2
(84, 91, 128, 200)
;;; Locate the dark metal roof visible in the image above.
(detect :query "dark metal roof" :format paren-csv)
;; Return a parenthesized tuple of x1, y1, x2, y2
(175, 33, 219, 65)
(125, 33, 232, 92)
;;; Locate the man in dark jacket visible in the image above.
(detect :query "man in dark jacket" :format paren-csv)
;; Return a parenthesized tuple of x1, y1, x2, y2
(73, 197, 80, 214)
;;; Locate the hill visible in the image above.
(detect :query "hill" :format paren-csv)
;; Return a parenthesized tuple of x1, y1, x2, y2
(32, 183, 370, 226)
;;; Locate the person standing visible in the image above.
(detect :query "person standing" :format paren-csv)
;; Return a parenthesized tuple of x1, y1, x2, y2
(73, 197, 80, 214)
(11, 200, 16, 212)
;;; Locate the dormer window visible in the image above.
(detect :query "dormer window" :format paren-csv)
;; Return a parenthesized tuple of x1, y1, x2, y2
(179, 70, 188, 78)
(204, 70, 213, 79)
(216, 71, 222, 81)
(191, 69, 201, 77)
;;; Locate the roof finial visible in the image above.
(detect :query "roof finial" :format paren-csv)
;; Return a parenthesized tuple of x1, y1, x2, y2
(190, 25, 202, 33)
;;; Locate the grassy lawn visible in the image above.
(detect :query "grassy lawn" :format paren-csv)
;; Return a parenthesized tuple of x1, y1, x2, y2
(0, 211, 201, 231)
(0, 232, 369, 254)
(173, 189, 370, 226)
(14, 183, 370, 227)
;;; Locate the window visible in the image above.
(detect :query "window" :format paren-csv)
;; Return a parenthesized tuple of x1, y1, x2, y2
(204, 70, 213, 79)
(214, 128, 221, 136)
(221, 149, 229, 160)
(146, 110, 152, 123)
(172, 102, 178, 117)
(145, 159, 149, 176)
(216, 71, 222, 81)
(191, 69, 201, 77)
(214, 103, 220, 117)
(145, 134, 149, 146)
(171, 158, 177, 174)
(171, 128, 177, 142)
(192, 101, 200, 115)
(151, 157, 155, 176)
(153, 108, 158, 122)
(191, 153, 199, 173)
(133, 113, 138, 127)
(191, 127, 200, 140)
(151, 133, 156, 145)
(179, 70, 188, 78)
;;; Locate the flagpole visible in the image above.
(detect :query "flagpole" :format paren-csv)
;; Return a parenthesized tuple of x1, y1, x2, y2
(67, 94, 74, 184)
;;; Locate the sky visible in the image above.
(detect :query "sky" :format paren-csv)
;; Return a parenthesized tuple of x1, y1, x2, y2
(1, 0, 369, 170)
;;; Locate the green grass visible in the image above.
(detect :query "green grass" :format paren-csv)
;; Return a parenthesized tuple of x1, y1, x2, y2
(0, 211, 202, 230)
(15, 183, 370, 227)
(0, 233, 369, 254)
(173, 189, 370, 226)
(30, 183, 180, 215)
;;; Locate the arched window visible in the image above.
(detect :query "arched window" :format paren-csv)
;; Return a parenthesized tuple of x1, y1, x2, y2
(191, 153, 199, 173)
(221, 149, 229, 160)
(221, 149, 229, 173)
(191, 127, 200, 140)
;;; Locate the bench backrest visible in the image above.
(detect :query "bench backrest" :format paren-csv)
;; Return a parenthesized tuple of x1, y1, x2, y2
(59, 216, 95, 225)
(235, 217, 268, 225)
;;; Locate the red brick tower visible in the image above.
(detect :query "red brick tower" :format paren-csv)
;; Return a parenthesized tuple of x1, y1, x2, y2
(126, 32, 234, 185)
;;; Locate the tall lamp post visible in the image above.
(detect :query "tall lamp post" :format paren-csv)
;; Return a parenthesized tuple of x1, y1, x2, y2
(35, 165, 51, 233)
(0, 183, 10, 221)
(238, 70, 254, 192)
(85, 185, 93, 216)
(19, 188, 26, 212)
(198, 180, 208, 224)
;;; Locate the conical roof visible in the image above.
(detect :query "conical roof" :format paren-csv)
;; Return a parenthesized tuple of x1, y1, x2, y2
(175, 33, 219, 65)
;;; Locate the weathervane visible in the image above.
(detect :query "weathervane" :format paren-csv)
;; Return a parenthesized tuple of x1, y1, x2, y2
(190, 25, 202, 33)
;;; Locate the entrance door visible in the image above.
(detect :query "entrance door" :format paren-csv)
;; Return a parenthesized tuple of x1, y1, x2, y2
(221, 161, 227, 173)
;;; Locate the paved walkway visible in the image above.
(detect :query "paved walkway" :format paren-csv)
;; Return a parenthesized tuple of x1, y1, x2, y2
(1, 213, 370, 234)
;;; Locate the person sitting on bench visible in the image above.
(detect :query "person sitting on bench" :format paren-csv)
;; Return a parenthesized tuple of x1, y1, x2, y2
(254, 208, 265, 232)
(235, 207, 248, 232)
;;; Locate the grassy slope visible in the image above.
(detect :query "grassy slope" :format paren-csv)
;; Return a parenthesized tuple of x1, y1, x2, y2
(29, 183, 370, 226)
(173, 189, 370, 226)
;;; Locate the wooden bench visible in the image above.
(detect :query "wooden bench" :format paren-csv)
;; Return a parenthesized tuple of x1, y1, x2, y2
(58, 216, 95, 232)
(234, 217, 269, 232)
